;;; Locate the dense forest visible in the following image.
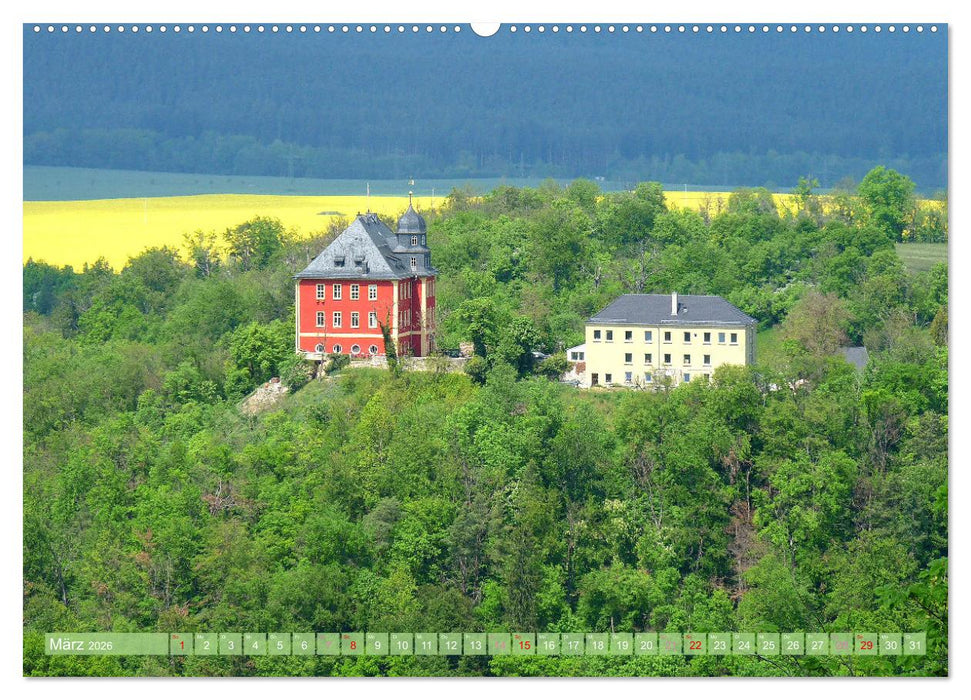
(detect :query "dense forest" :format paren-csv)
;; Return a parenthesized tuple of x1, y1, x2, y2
(23, 168, 947, 676)
(23, 27, 948, 189)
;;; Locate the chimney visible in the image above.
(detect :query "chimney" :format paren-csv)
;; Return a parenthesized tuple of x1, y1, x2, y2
(671, 291, 678, 316)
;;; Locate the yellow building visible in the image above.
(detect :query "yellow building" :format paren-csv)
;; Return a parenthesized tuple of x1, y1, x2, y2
(583, 293, 756, 388)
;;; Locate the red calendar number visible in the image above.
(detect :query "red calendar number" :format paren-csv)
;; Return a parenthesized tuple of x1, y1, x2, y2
(861, 641, 873, 650)
(350, 641, 357, 650)
(520, 640, 531, 650)
(689, 640, 702, 650)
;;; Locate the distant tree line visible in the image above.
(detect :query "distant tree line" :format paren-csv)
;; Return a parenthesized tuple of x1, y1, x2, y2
(23, 29, 947, 189)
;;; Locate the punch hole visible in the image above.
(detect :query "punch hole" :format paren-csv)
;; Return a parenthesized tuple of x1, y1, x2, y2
(472, 22, 501, 37)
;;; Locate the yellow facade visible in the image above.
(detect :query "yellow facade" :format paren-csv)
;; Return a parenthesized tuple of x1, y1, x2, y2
(583, 322, 755, 388)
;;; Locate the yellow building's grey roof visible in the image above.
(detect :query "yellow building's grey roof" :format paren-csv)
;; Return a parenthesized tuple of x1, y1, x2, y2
(589, 294, 756, 326)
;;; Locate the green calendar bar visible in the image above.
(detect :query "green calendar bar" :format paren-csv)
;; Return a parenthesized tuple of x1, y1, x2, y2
(903, 633, 926, 655)
(806, 633, 828, 655)
(757, 632, 780, 656)
(439, 633, 462, 655)
(268, 633, 291, 655)
(512, 633, 535, 655)
(855, 633, 878, 656)
(610, 632, 633, 655)
(342, 633, 364, 655)
(561, 633, 585, 656)
(831, 633, 852, 655)
(537, 632, 560, 655)
(733, 633, 755, 655)
(366, 632, 389, 655)
(488, 633, 511, 655)
(634, 632, 658, 655)
(659, 633, 682, 655)
(684, 633, 706, 656)
(244, 633, 267, 655)
(44, 631, 931, 657)
(194, 633, 217, 656)
(463, 633, 486, 655)
(879, 633, 902, 656)
(782, 633, 804, 655)
(45, 633, 169, 655)
(390, 632, 413, 655)
(218, 633, 242, 655)
(170, 632, 192, 656)
(586, 633, 609, 655)
(708, 633, 730, 655)
(415, 633, 438, 655)
(316, 633, 339, 655)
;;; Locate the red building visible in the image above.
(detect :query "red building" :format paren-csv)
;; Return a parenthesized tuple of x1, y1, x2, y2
(295, 202, 437, 358)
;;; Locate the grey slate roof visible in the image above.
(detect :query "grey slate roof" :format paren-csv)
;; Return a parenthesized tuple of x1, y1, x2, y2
(295, 212, 438, 280)
(396, 203, 427, 234)
(588, 294, 756, 326)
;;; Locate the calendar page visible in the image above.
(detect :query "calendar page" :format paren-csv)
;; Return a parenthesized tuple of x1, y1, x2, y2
(20, 6, 949, 685)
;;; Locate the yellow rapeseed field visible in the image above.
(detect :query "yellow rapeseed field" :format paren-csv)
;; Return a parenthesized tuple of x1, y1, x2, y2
(23, 194, 436, 270)
(23, 190, 936, 269)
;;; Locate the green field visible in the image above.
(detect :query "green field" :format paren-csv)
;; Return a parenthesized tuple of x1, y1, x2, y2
(896, 243, 948, 274)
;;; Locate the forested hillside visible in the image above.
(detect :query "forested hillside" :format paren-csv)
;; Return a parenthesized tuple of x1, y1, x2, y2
(23, 27, 947, 188)
(23, 170, 948, 676)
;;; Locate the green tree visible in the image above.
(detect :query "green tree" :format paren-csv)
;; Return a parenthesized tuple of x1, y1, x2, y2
(223, 216, 288, 271)
(858, 166, 916, 242)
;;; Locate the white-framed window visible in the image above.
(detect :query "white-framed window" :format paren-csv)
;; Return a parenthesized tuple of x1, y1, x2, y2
(333, 343, 343, 353)
(593, 329, 602, 342)
(333, 311, 342, 328)
(351, 312, 360, 328)
(315, 343, 325, 353)
(316, 311, 325, 327)
(606, 330, 613, 342)
(410, 256, 417, 270)
(703, 332, 711, 344)
(730, 332, 738, 345)
(684, 354, 691, 366)
(421, 235, 426, 245)
(663, 353, 671, 365)
(591, 373, 599, 386)
(369, 311, 378, 328)
(316, 283, 325, 300)
(644, 353, 652, 364)
(703, 354, 711, 365)
(718, 332, 726, 344)
(350, 284, 360, 300)
(625, 371, 633, 384)
(645, 330, 653, 342)
(351, 344, 361, 355)
(605, 373, 613, 384)
(625, 330, 633, 342)
(333, 284, 342, 300)
(663, 331, 671, 343)
(368, 284, 377, 300)
(684, 331, 691, 343)
(411, 235, 418, 246)
(684, 373, 691, 382)
(644, 372, 653, 383)
(368, 344, 379, 355)
(624, 353, 633, 365)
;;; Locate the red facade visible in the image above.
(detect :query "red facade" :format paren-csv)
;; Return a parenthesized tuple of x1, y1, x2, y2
(296, 276, 436, 357)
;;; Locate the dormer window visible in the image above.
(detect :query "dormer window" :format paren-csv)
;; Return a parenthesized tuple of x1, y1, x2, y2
(334, 255, 345, 267)
(410, 256, 417, 270)
(411, 236, 418, 246)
